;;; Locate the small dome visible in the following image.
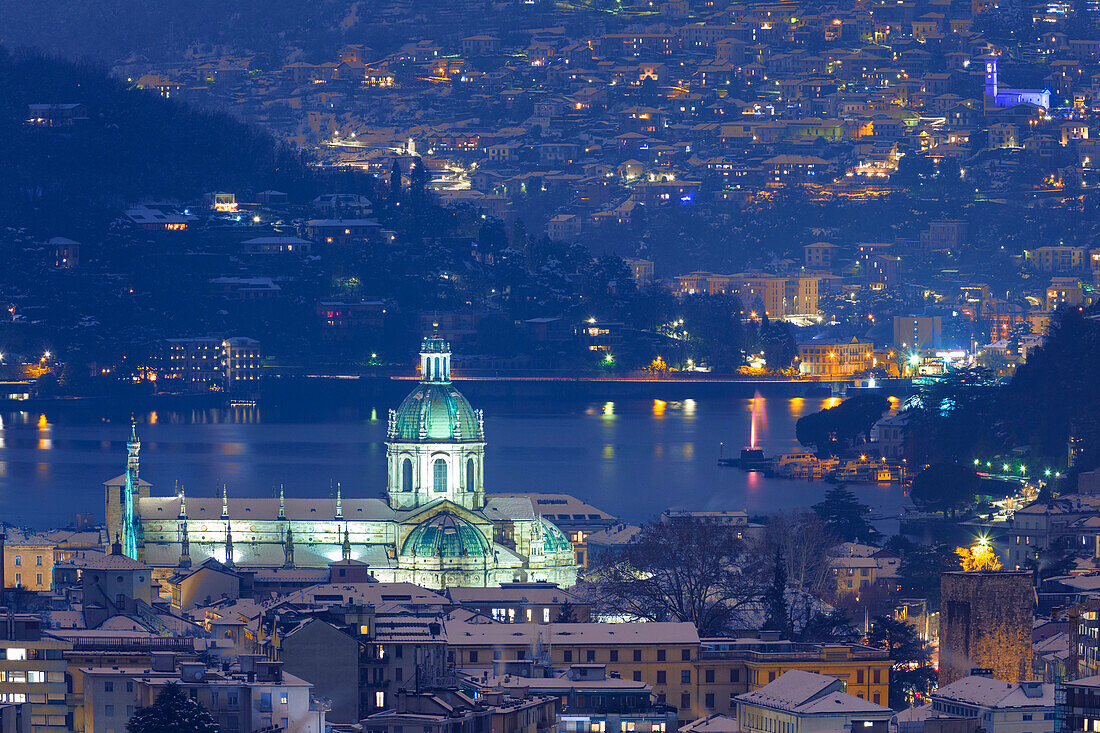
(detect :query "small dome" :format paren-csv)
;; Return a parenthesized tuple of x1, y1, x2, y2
(402, 512, 489, 558)
(540, 517, 573, 554)
(393, 384, 481, 442)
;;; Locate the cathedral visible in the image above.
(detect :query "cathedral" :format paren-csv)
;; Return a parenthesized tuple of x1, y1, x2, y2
(104, 337, 578, 589)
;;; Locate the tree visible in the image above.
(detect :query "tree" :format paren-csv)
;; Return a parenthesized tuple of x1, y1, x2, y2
(389, 158, 403, 202)
(127, 682, 219, 733)
(812, 485, 882, 545)
(866, 615, 936, 709)
(910, 463, 981, 517)
(555, 600, 579, 623)
(762, 547, 790, 637)
(956, 541, 1003, 571)
(587, 517, 763, 636)
(798, 609, 858, 643)
(895, 541, 960, 605)
(763, 511, 835, 596)
(796, 394, 889, 456)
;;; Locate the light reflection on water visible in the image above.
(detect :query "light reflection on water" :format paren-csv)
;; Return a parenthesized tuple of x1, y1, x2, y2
(0, 396, 912, 528)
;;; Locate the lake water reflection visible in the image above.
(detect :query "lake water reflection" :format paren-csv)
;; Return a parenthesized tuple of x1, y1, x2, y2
(0, 392, 911, 528)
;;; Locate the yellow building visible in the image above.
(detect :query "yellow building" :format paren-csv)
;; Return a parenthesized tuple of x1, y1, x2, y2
(2, 531, 57, 592)
(444, 618, 891, 722)
(797, 338, 874, 377)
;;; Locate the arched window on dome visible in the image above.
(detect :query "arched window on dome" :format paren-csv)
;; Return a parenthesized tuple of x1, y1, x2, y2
(433, 458, 447, 492)
(401, 458, 413, 492)
(466, 457, 476, 489)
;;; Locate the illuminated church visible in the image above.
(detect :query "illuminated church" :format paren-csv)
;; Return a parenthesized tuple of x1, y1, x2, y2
(104, 337, 578, 589)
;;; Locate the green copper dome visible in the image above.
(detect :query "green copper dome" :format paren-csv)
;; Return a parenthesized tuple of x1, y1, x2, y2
(402, 512, 489, 557)
(540, 517, 573, 554)
(393, 383, 481, 442)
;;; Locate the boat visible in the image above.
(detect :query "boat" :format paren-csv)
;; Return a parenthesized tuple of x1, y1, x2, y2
(773, 452, 837, 479)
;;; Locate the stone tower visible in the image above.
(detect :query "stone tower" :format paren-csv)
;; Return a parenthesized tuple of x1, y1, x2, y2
(940, 570, 1034, 684)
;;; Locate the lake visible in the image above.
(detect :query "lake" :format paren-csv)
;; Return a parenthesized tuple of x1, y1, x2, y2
(0, 384, 912, 529)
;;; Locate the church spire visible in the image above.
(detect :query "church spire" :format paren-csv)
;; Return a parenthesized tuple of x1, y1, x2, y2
(121, 418, 141, 560)
(224, 518, 235, 567)
(222, 485, 229, 518)
(342, 523, 352, 561)
(178, 517, 191, 569)
(278, 484, 286, 519)
(283, 525, 295, 568)
(335, 483, 343, 519)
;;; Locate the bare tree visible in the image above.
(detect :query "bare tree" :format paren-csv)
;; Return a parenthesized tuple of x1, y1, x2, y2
(585, 517, 764, 636)
(763, 510, 835, 597)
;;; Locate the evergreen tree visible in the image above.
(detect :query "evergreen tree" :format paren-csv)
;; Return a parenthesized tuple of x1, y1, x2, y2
(762, 546, 790, 636)
(127, 682, 219, 733)
(812, 485, 882, 545)
(389, 158, 403, 201)
(866, 615, 936, 709)
(555, 600, 578, 623)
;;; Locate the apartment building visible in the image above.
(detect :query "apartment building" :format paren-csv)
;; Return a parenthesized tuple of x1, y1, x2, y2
(0, 614, 70, 732)
(445, 618, 891, 722)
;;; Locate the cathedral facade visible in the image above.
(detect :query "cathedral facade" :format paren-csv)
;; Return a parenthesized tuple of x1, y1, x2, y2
(104, 338, 578, 589)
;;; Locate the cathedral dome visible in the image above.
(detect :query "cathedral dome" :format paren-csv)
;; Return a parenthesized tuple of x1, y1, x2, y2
(391, 337, 482, 443)
(402, 511, 489, 558)
(539, 517, 573, 554)
(393, 383, 481, 442)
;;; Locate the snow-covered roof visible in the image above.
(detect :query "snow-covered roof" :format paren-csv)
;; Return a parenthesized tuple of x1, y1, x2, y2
(932, 676, 1053, 709)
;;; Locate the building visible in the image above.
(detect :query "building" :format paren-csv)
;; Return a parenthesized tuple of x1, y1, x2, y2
(983, 57, 1051, 110)
(1046, 278, 1093, 311)
(921, 220, 968, 251)
(160, 337, 261, 391)
(48, 237, 79, 269)
(446, 616, 891, 724)
(446, 582, 590, 623)
(255, 598, 449, 723)
(734, 670, 892, 733)
(803, 243, 837, 270)
(893, 316, 943, 350)
(797, 338, 874, 377)
(471, 662, 679, 733)
(927, 674, 1054, 733)
(0, 614, 70, 732)
(2, 532, 56, 592)
(107, 337, 579, 589)
(25, 103, 88, 126)
(624, 258, 656, 287)
(240, 236, 313, 255)
(305, 218, 382, 244)
(317, 300, 387, 332)
(939, 571, 1034, 685)
(81, 655, 324, 733)
(362, 688, 557, 733)
(1028, 247, 1086, 273)
(496, 493, 617, 567)
(1057, 675, 1100, 733)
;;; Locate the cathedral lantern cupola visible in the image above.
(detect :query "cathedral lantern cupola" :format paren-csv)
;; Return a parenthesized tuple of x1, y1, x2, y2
(386, 337, 486, 511)
(420, 336, 451, 383)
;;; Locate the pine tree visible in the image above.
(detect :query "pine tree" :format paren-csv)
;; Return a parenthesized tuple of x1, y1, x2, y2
(127, 682, 219, 733)
(812, 485, 882, 545)
(389, 158, 403, 202)
(555, 600, 578, 622)
(762, 546, 790, 636)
